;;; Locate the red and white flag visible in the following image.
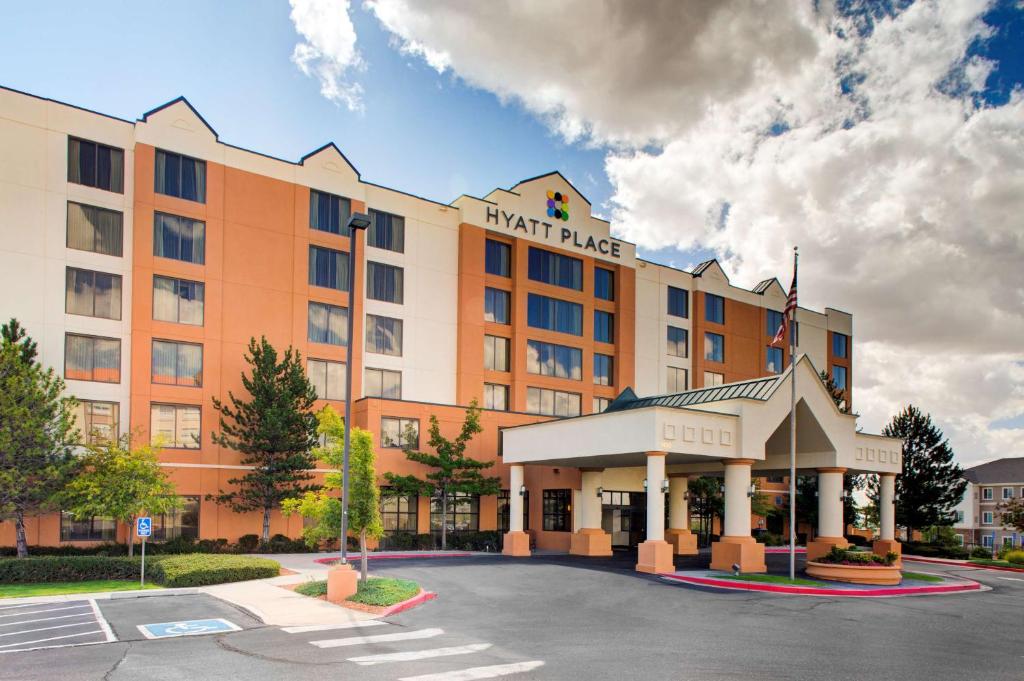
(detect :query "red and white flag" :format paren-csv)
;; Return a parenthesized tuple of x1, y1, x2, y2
(771, 259, 798, 347)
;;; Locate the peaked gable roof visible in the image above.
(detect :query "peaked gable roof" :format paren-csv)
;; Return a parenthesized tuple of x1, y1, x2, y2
(510, 170, 592, 207)
(140, 96, 218, 137)
(300, 142, 361, 177)
(964, 457, 1024, 484)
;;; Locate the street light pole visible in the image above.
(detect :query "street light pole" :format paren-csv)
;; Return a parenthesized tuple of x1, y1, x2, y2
(340, 212, 371, 565)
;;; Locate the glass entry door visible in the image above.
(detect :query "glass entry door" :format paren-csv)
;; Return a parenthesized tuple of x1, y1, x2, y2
(601, 490, 647, 548)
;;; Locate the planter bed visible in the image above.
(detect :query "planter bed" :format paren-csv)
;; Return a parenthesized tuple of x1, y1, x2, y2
(805, 560, 901, 586)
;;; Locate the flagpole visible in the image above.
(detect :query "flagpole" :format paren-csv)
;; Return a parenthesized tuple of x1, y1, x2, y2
(789, 246, 799, 581)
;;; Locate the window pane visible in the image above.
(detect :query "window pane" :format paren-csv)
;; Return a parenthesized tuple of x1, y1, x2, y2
(67, 202, 123, 256)
(594, 310, 614, 343)
(705, 293, 725, 324)
(367, 210, 405, 252)
(65, 268, 94, 316)
(484, 287, 510, 324)
(527, 293, 582, 336)
(667, 326, 688, 358)
(65, 334, 120, 383)
(308, 302, 348, 346)
(310, 190, 350, 234)
(484, 383, 508, 411)
(155, 149, 206, 203)
(527, 247, 583, 290)
(485, 240, 511, 276)
(668, 286, 688, 318)
(704, 332, 724, 363)
(309, 246, 350, 291)
(767, 310, 784, 337)
(366, 314, 403, 356)
(367, 262, 404, 304)
(153, 275, 179, 322)
(766, 346, 783, 374)
(154, 213, 205, 264)
(325, 360, 346, 400)
(595, 268, 615, 301)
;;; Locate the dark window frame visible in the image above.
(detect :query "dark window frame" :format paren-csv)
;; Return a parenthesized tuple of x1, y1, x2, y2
(367, 209, 406, 253)
(67, 136, 124, 193)
(151, 339, 204, 387)
(705, 293, 725, 324)
(485, 239, 512, 277)
(527, 246, 583, 291)
(667, 286, 689, 318)
(366, 261, 404, 304)
(66, 201, 124, 256)
(149, 402, 202, 450)
(542, 489, 572, 532)
(154, 148, 207, 203)
(594, 268, 615, 301)
(153, 274, 205, 326)
(308, 244, 350, 292)
(309, 189, 352, 235)
(380, 416, 420, 449)
(365, 367, 402, 399)
(65, 267, 122, 320)
(307, 301, 349, 347)
(64, 333, 121, 384)
(527, 293, 583, 336)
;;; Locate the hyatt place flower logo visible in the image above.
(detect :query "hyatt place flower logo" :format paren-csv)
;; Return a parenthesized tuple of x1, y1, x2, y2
(546, 191, 569, 221)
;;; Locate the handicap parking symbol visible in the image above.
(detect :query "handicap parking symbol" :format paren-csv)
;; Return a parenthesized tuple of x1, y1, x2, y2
(138, 618, 241, 639)
(136, 517, 152, 537)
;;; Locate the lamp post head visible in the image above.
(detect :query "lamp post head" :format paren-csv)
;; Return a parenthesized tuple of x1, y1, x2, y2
(347, 212, 371, 231)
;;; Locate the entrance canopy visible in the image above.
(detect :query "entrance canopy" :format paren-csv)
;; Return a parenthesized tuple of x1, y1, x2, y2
(502, 355, 901, 476)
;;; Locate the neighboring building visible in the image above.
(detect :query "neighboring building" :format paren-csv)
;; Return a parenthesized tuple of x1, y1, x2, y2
(0, 86, 860, 552)
(953, 457, 1024, 550)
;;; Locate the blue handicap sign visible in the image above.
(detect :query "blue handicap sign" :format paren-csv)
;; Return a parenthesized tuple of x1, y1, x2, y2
(138, 619, 241, 639)
(136, 517, 152, 537)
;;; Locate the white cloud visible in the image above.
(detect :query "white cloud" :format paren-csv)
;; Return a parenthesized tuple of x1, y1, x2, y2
(365, 0, 1024, 466)
(289, 0, 365, 111)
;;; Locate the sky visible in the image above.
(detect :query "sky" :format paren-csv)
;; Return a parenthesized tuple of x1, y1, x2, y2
(1, 0, 1021, 467)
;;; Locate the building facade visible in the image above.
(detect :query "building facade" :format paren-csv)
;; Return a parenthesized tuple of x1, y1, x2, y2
(0, 86, 860, 552)
(953, 458, 1024, 551)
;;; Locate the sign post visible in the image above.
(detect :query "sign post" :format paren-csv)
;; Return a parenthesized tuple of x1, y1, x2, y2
(136, 517, 152, 587)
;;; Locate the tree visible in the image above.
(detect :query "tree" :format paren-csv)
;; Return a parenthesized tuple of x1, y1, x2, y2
(819, 369, 849, 414)
(60, 433, 179, 556)
(384, 400, 499, 550)
(0, 319, 79, 558)
(998, 497, 1024, 534)
(283, 406, 382, 580)
(688, 476, 722, 547)
(867, 405, 966, 540)
(208, 337, 320, 543)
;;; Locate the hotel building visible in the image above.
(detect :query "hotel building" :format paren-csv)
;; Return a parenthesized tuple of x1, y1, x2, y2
(0, 86, 897, 570)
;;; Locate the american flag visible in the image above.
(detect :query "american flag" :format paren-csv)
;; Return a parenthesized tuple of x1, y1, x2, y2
(771, 259, 798, 347)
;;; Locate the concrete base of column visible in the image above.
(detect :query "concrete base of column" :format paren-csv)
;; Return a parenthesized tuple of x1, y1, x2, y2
(502, 531, 531, 557)
(710, 536, 767, 573)
(664, 528, 698, 555)
(327, 563, 358, 602)
(807, 536, 850, 561)
(636, 540, 674, 574)
(569, 528, 613, 557)
(872, 539, 902, 564)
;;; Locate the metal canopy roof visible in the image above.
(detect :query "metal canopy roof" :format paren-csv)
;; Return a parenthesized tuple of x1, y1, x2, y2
(604, 375, 781, 413)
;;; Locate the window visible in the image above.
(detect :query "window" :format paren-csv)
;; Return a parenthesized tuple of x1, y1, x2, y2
(705, 293, 725, 324)
(528, 247, 582, 290)
(766, 346, 784, 374)
(65, 334, 120, 383)
(431, 492, 479, 533)
(152, 340, 203, 387)
(65, 267, 122, 320)
(367, 210, 405, 252)
(150, 403, 201, 449)
(595, 268, 615, 301)
(833, 332, 848, 359)
(982, 487, 993, 500)
(526, 340, 582, 380)
(485, 287, 510, 324)
(67, 137, 123, 193)
(526, 387, 581, 417)
(152, 496, 200, 541)
(704, 371, 724, 387)
(594, 310, 614, 344)
(154, 212, 205, 264)
(527, 293, 583, 336)
(366, 261, 404, 304)
(766, 310, 784, 337)
(60, 512, 116, 541)
(309, 245, 349, 291)
(832, 365, 848, 391)
(667, 286, 688, 318)
(308, 302, 348, 346)
(594, 354, 613, 386)
(667, 326, 688, 358)
(955, 510, 965, 523)
(1004, 536, 1015, 547)
(309, 189, 351, 234)
(484, 383, 509, 411)
(381, 493, 418, 532)
(381, 417, 419, 449)
(484, 335, 511, 372)
(982, 534, 994, 548)
(498, 490, 529, 533)
(67, 202, 123, 256)
(153, 275, 204, 325)
(982, 511, 994, 525)
(954, 534, 964, 546)
(366, 315, 403, 356)
(593, 397, 610, 413)
(365, 368, 401, 399)
(667, 367, 687, 393)
(154, 149, 206, 202)
(308, 359, 346, 400)
(1003, 487, 1014, 500)
(71, 400, 119, 445)
(485, 239, 511, 277)
(543, 489, 571, 532)
(704, 332, 724, 363)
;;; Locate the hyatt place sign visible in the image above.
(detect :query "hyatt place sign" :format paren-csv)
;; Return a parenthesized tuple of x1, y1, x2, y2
(485, 206, 623, 259)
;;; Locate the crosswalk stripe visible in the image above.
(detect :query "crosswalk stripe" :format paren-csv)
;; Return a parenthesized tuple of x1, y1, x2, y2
(398, 661, 545, 680)
(310, 627, 444, 649)
(349, 643, 492, 666)
(282, 620, 388, 634)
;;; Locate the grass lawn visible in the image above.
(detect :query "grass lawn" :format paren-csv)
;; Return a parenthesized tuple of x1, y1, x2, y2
(968, 558, 1015, 568)
(900, 572, 944, 583)
(0, 580, 163, 599)
(717, 574, 822, 587)
(294, 577, 421, 606)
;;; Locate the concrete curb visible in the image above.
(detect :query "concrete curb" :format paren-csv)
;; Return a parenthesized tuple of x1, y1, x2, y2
(0, 586, 198, 606)
(659, 572, 984, 597)
(903, 555, 1024, 573)
(314, 552, 477, 565)
(109, 587, 198, 599)
(381, 589, 437, 617)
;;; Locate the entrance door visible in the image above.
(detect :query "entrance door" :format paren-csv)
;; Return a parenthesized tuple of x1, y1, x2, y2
(601, 491, 646, 548)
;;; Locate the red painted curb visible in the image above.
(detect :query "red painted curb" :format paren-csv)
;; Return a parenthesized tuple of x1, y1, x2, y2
(764, 547, 807, 554)
(381, 590, 437, 616)
(659, 573, 982, 597)
(903, 556, 1024, 573)
(314, 552, 475, 565)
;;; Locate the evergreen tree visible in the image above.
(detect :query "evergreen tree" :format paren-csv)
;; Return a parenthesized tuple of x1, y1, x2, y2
(0, 319, 79, 557)
(208, 337, 320, 543)
(867, 405, 966, 540)
(999, 497, 1024, 534)
(384, 400, 499, 550)
(819, 369, 849, 414)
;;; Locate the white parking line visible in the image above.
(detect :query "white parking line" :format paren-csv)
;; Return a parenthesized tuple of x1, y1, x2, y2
(0, 629, 103, 651)
(399, 660, 545, 680)
(997, 576, 1024, 582)
(310, 627, 444, 649)
(349, 643, 493, 666)
(282, 620, 388, 634)
(0, 605, 91, 618)
(0, 613, 94, 628)
(0, 621, 97, 638)
(89, 599, 116, 642)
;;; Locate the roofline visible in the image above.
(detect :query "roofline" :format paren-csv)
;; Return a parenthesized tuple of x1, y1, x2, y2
(140, 96, 218, 137)
(1, 84, 134, 125)
(499, 401, 740, 431)
(512, 170, 592, 206)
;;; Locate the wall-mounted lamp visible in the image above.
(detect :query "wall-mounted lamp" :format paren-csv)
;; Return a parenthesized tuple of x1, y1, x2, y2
(518, 485, 526, 497)
(661, 479, 670, 493)
(893, 493, 901, 502)
(642, 479, 648, 490)
(719, 485, 725, 495)
(747, 482, 757, 498)
(596, 485, 604, 499)
(841, 489, 851, 503)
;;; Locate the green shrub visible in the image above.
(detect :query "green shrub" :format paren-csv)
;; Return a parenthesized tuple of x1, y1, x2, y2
(148, 554, 280, 588)
(294, 580, 328, 597)
(0, 556, 150, 583)
(971, 545, 994, 559)
(815, 547, 897, 566)
(348, 577, 420, 606)
(903, 541, 969, 560)
(997, 543, 1020, 560)
(755, 532, 785, 546)
(236, 535, 261, 552)
(1004, 550, 1024, 566)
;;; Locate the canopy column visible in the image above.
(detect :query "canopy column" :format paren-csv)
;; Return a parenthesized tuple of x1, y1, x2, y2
(872, 473, 901, 560)
(570, 469, 612, 556)
(502, 464, 530, 557)
(636, 452, 674, 574)
(665, 475, 697, 555)
(807, 468, 851, 560)
(710, 459, 766, 573)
